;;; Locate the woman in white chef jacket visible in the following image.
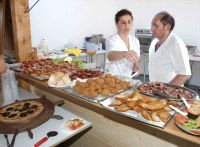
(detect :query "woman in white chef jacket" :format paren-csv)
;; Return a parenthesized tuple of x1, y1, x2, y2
(149, 11, 191, 86)
(106, 9, 141, 78)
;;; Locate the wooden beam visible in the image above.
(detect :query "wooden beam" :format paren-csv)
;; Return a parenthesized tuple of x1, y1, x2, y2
(10, 0, 32, 62)
(10, 0, 32, 91)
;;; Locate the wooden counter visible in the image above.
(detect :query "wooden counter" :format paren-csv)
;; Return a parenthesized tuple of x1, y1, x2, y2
(15, 72, 200, 147)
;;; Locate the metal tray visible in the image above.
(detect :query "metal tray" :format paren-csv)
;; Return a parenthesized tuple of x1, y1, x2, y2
(138, 82, 199, 101)
(14, 70, 49, 81)
(100, 89, 178, 128)
(24, 74, 49, 81)
(64, 76, 139, 103)
(11, 66, 49, 81)
(64, 88, 110, 103)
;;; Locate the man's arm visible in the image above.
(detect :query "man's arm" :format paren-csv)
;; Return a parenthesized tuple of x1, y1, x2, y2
(169, 74, 191, 86)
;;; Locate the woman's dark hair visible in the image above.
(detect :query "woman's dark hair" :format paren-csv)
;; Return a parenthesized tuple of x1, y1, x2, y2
(115, 9, 133, 23)
(156, 11, 175, 31)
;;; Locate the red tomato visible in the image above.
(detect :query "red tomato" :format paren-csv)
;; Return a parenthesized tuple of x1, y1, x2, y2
(191, 129, 200, 134)
(175, 114, 189, 125)
(69, 125, 77, 130)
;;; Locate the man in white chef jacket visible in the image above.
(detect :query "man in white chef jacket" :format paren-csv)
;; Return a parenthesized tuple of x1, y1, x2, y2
(149, 11, 191, 86)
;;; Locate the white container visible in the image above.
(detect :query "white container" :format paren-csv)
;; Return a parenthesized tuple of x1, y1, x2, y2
(98, 43, 102, 50)
(86, 42, 97, 50)
(39, 38, 49, 55)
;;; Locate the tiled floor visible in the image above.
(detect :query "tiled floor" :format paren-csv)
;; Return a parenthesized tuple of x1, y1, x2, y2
(134, 74, 200, 96)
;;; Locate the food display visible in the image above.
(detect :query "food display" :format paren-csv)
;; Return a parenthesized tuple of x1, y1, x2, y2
(69, 69, 103, 80)
(101, 89, 181, 128)
(0, 100, 44, 124)
(21, 58, 78, 80)
(175, 100, 200, 135)
(48, 72, 71, 88)
(138, 82, 197, 100)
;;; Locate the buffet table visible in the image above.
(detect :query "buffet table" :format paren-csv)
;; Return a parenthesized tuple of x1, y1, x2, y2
(15, 72, 200, 147)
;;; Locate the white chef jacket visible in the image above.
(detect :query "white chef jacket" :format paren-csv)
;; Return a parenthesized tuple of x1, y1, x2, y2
(105, 33, 140, 78)
(148, 32, 191, 83)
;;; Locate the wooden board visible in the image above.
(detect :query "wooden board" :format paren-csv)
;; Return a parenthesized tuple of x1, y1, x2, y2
(0, 98, 55, 134)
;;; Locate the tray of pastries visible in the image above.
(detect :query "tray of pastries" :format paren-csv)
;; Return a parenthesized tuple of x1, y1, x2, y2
(64, 73, 137, 103)
(100, 89, 182, 128)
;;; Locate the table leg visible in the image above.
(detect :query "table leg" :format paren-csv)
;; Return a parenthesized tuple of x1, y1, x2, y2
(143, 55, 146, 83)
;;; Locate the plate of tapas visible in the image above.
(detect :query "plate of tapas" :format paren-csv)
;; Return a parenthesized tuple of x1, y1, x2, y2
(174, 100, 200, 135)
(60, 118, 85, 132)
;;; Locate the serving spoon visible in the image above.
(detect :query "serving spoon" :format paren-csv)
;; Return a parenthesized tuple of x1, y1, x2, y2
(169, 105, 188, 118)
(34, 131, 58, 147)
(181, 97, 191, 109)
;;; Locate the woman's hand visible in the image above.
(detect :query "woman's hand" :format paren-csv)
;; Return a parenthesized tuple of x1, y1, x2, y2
(124, 51, 142, 76)
(125, 50, 139, 63)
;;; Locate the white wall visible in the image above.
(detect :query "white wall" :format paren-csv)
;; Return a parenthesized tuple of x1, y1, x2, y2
(29, 0, 200, 50)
